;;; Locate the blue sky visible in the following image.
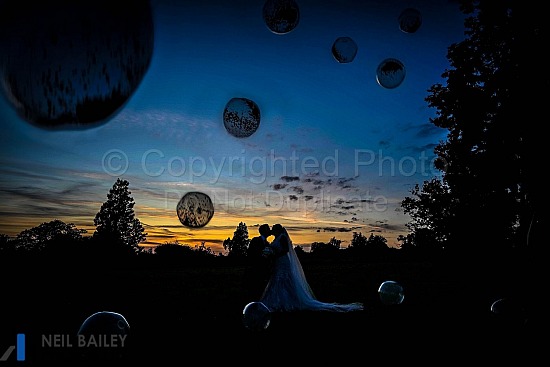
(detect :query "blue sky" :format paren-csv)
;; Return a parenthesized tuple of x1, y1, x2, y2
(0, 0, 467, 253)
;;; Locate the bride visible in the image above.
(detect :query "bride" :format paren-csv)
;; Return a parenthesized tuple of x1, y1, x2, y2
(260, 224, 363, 312)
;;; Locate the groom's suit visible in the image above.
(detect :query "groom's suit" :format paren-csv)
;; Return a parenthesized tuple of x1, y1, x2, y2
(244, 233, 272, 300)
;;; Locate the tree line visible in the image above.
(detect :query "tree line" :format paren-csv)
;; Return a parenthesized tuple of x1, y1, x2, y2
(0, 176, 398, 261)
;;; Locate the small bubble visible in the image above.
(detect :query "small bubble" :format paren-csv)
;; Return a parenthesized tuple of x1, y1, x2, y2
(398, 8, 422, 34)
(378, 280, 404, 305)
(331, 36, 358, 64)
(262, 0, 300, 35)
(376, 58, 406, 89)
(223, 97, 261, 138)
(242, 301, 272, 331)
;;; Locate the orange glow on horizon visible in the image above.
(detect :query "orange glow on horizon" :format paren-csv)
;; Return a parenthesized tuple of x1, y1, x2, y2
(1, 208, 405, 254)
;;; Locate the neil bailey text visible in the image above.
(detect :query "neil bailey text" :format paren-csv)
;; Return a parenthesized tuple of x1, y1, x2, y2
(42, 334, 127, 348)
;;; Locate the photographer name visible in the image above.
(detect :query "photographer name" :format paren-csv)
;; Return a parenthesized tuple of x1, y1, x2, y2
(42, 334, 127, 348)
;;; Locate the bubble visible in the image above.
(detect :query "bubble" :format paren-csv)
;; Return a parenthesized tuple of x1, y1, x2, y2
(398, 8, 422, 34)
(0, 1, 154, 129)
(78, 311, 130, 336)
(223, 97, 261, 138)
(378, 280, 404, 305)
(376, 58, 406, 89)
(77, 311, 130, 360)
(177, 192, 215, 228)
(262, 0, 300, 35)
(331, 36, 358, 64)
(242, 301, 272, 331)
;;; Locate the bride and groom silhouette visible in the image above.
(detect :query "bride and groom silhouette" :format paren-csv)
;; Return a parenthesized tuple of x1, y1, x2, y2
(246, 223, 363, 313)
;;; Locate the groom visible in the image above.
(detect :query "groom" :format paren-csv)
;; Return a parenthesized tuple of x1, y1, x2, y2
(243, 223, 272, 300)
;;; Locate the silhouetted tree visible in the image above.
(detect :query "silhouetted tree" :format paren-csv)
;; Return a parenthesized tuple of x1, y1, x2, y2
(154, 240, 194, 257)
(310, 241, 323, 253)
(0, 233, 15, 256)
(348, 232, 368, 250)
(152, 240, 214, 264)
(400, 178, 454, 252)
(294, 244, 307, 260)
(223, 222, 249, 258)
(310, 237, 341, 257)
(194, 241, 215, 257)
(400, 1, 538, 254)
(328, 236, 341, 249)
(93, 178, 147, 255)
(366, 233, 388, 252)
(347, 232, 388, 258)
(398, 227, 444, 256)
(12, 219, 87, 254)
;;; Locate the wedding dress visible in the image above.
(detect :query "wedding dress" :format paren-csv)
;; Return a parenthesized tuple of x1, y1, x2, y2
(260, 228, 363, 312)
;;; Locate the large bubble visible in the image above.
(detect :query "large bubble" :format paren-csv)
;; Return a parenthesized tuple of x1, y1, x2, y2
(223, 97, 261, 138)
(242, 301, 272, 331)
(376, 58, 406, 89)
(398, 8, 422, 34)
(177, 192, 215, 228)
(0, 1, 154, 129)
(262, 0, 300, 35)
(331, 36, 358, 64)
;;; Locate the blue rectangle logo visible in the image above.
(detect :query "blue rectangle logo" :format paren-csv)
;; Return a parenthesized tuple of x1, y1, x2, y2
(16, 334, 25, 361)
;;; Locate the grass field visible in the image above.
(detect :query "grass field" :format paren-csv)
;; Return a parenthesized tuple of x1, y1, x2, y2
(1, 254, 542, 364)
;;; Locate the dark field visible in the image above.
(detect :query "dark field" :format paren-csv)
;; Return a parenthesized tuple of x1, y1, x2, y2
(1, 254, 543, 365)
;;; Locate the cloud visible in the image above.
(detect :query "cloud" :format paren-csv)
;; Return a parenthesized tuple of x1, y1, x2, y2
(272, 183, 287, 190)
(281, 176, 300, 182)
(318, 226, 361, 232)
(291, 186, 304, 194)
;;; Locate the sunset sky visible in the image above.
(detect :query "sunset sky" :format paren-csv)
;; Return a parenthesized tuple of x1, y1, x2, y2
(0, 0, 467, 253)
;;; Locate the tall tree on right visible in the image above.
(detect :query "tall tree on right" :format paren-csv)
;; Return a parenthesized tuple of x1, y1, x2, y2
(400, 1, 545, 254)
